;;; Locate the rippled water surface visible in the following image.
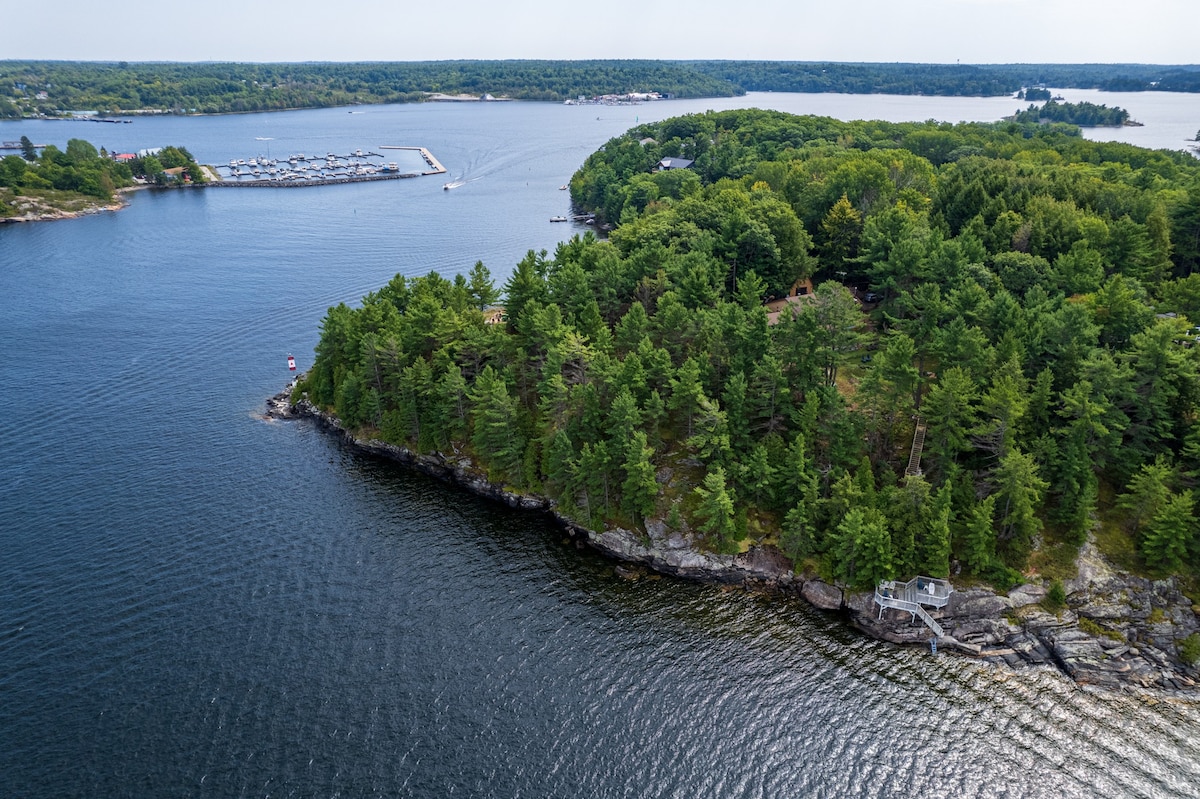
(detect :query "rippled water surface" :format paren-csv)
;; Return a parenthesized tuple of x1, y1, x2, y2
(2, 93, 1199, 798)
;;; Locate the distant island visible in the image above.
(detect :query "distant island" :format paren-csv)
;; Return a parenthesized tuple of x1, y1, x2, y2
(3, 60, 1200, 117)
(1010, 99, 1133, 127)
(1, 137, 204, 221)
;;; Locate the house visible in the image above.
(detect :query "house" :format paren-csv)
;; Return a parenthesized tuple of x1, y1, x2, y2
(112, 153, 137, 162)
(655, 157, 693, 171)
(764, 278, 817, 326)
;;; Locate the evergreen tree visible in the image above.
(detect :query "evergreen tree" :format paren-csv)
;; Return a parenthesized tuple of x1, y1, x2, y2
(692, 466, 738, 553)
(467, 261, 500, 310)
(1141, 491, 1196, 574)
(963, 494, 999, 576)
(621, 431, 658, 525)
(469, 366, 525, 482)
(833, 508, 894, 590)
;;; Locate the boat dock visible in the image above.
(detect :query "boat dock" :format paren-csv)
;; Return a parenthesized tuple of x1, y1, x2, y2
(379, 146, 447, 175)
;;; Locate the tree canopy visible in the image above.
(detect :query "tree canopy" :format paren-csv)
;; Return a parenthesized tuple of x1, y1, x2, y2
(299, 108, 1200, 590)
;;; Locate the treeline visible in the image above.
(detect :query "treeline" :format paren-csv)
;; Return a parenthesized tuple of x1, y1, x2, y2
(0, 61, 742, 116)
(4, 61, 1200, 117)
(0, 136, 132, 201)
(686, 62, 1020, 97)
(684, 62, 1200, 97)
(1010, 100, 1131, 127)
(302, 109, 1200, 593)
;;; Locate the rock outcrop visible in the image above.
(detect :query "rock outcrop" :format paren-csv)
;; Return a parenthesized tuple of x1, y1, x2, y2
(269, 388, 1200, 693)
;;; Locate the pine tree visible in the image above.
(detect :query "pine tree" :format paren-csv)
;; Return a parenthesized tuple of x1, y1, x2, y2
(963, 494, 999, 576)
(692, 466, 738, 553)
(469, 366, 525, 482)
(921, 481, 953, 578)
(832, 508, 894, 590)
(1141, 491, 1196, 574)
(621, 431, 658, 525)
(467, 260, 499, 310)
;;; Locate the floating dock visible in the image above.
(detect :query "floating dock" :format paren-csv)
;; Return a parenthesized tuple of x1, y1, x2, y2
(379, 146, 447, 175)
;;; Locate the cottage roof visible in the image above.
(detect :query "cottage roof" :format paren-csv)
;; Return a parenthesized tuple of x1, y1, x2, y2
(656, 157, 694, 170)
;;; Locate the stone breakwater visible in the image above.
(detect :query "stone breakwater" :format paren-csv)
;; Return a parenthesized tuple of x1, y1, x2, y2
(268, 388, 1200, 693)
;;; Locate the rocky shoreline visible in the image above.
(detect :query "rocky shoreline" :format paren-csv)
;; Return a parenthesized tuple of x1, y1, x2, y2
(267, 386, 1200, 693)
(0, 190, 131, 223)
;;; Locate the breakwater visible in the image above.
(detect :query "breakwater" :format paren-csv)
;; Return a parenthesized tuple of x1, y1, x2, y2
(206, 171, 419, 188)
(379, 145, 447, 175)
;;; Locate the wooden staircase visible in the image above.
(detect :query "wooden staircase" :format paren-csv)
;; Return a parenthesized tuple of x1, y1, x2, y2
(905, 416, 927, 476)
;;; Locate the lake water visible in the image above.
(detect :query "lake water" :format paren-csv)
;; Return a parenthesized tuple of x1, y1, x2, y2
(3, 91, 1200, 798)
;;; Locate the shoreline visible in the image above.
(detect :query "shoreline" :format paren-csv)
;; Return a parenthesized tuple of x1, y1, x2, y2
(267, 385, 1200, 694)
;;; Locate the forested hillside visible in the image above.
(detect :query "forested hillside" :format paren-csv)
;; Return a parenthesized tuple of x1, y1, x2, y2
(0, 61, 742, 116)
(300, 110, 1200, 594)
(3, 60, 1199, 117)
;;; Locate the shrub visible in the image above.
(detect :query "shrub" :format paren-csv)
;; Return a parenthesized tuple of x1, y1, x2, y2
(1180, 633, 1200, 666)
(1042, 580, 1067, 612)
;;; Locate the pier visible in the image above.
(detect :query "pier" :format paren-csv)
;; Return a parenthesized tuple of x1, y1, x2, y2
(379, 145, 447, 175)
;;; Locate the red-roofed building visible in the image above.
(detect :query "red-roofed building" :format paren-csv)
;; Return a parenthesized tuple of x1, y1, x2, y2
(113, 153, 136, 162)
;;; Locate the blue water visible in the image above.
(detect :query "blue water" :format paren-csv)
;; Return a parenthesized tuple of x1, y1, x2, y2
(3, 93, 1200, 798)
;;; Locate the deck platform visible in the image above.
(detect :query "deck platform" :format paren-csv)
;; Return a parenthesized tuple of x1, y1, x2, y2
(875, 576, 952, 638)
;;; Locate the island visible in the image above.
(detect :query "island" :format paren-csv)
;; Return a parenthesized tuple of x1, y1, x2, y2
(279, 109, 1200, 691)
(1010, 99, 1133, 127)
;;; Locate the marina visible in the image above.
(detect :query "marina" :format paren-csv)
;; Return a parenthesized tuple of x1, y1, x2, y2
(207, 146, 442, 186)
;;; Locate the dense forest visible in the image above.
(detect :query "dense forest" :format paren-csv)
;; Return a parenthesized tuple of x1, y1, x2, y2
(3, 60, 1199, 117)
(1010, 100, 1131, 127)
(300, 109, 1200, 596)
(0, 61, 741, 116)
(688, 62, 1200, 97)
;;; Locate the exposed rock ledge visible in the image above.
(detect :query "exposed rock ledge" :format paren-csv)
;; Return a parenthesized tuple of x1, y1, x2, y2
(269, 387, 1200, 693)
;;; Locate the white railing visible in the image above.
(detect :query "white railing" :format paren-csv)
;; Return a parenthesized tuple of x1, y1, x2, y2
(874, 576, 952, 638)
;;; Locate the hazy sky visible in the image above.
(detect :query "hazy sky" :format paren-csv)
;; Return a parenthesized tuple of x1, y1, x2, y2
(9, 0, 1197, 64)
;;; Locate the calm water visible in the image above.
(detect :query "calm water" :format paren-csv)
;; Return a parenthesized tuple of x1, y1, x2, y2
(3, 93, 1200, 798)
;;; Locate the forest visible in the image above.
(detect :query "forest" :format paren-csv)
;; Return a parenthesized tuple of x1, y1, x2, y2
(299, 109, 1200, 596)
(3, 60, 1199, 117)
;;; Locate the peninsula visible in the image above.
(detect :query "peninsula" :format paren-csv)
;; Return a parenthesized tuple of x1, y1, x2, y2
(283, 110, 1200, 690)
(0, 137, 203, 222)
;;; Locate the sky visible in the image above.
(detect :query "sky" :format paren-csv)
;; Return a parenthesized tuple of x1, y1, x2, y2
(6, 0, 1197, 64)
